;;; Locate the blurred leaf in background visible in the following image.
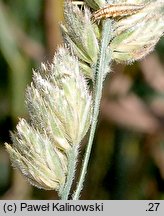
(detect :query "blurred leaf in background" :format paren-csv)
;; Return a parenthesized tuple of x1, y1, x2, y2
(0, 0, 63, 199)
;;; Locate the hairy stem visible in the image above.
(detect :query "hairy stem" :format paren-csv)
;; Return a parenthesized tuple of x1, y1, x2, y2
(60, 146, 78, 200)
(73, 19, 112, 200)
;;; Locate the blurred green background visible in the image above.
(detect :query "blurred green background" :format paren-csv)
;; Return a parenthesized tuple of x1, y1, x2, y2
(0, 0, 164, 200)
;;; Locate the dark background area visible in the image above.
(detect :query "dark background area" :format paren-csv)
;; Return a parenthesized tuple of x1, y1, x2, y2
(0, 0, 164, 200)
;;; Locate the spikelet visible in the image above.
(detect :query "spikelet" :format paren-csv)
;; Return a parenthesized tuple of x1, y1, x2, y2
(110, 1, 164, 63)
(62, 1, 99, 79)
(6, 46, 92, 192)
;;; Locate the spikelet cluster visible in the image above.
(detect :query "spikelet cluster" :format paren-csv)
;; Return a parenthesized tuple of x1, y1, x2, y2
(5, 0, 164, 195)
(83, 0, 164, 63)
(110, 0, 164, 63)
(6, 47, 92, 192)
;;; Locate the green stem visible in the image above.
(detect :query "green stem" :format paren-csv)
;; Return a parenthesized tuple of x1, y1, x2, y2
(61, 146, 78, 200)
(73, 19, 112, 200)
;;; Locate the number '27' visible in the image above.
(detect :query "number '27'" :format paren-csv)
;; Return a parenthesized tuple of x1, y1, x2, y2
(147, 203, 160, 211)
